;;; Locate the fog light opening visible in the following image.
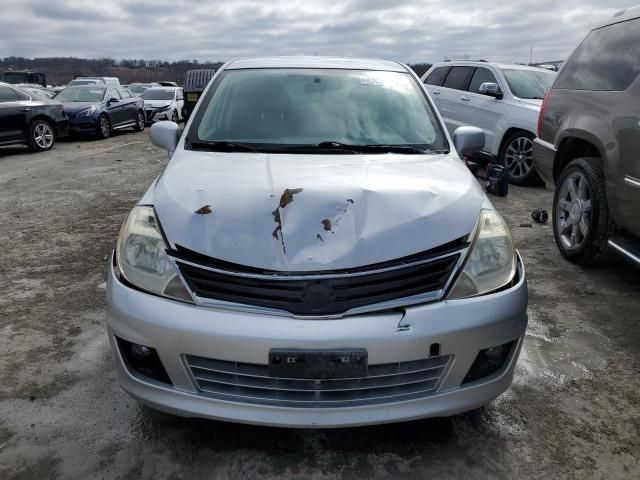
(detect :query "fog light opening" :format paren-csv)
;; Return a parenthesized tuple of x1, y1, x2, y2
(116, 337, 172, 385)
(429, 343, 440, 357)
(463, 341, 515, 384)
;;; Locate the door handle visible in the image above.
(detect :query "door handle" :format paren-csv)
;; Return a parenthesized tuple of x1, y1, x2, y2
(431, 91, 440, 95)
(461, 96, 470, 101)
(21, 108, 30, 112)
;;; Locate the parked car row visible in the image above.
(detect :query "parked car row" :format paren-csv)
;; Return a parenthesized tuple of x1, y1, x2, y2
(0, 80, 187, 152)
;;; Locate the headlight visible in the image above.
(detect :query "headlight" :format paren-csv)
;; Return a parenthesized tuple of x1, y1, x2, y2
(76, 105, 97, 117)
(448, 209, 517, 299)
(115, 206, 192, 302)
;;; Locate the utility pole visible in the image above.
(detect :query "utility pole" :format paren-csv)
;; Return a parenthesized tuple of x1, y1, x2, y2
(529, 46, 533, 65)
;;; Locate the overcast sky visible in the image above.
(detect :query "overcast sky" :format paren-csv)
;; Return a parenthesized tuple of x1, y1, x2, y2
(0, 0, 631, 64)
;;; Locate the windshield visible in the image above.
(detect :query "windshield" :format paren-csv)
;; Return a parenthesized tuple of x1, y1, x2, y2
(142, 89, 175, 100)
(129, 84, 151, 93)
(190, 68, 446, 151)
(55, 87, 106, 102)
(23, 88, 51, 100)
(501, 69, 556, 99)
(69, 80, 101, 86)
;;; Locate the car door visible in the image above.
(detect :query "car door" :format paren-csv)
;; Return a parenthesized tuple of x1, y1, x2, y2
(105, 87, 125, 126)
(461, 67, 505, 155)
(435, 66, 475, 137)
(117, 87, 137, 124)
(0, 85, 29, 144)
(423, 66, 450, 114)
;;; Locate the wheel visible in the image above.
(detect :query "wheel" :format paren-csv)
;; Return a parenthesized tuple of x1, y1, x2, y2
(134, 110, 145, 132)
(499, 131, 541, 186)
(28, 119, 55, 152)
(552, 157, 614, 264)
(171, 110, 178, 123)
(97, 114, 111, 139)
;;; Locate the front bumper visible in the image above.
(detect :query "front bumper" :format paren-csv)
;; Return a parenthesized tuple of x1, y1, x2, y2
(533, 138, 556, 188)
(106, 255, 528, 428)
(145, 109, 173, 123)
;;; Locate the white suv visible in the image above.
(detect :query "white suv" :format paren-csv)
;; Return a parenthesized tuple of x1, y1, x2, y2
(422, 61, 555, 185)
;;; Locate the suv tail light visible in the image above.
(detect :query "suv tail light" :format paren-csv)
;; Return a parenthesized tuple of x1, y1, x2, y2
(537, 88, 551, 138)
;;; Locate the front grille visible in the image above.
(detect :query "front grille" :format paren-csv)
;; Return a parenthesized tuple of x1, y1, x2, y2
(145, 109, 155, 121)
(186, 354, 452, 407)
(176, 250, 460, 316)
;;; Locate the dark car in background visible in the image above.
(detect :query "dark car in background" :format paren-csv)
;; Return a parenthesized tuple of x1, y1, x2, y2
(0, 82, 68, 152)
(534, 6, 640, 266)
(1, 70, 47, 87)
(54, 85, 145, 138)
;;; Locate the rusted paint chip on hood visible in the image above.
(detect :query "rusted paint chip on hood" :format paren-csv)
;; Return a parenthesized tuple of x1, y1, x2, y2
(195, 205, 213, 215)
(271, 188, 303, 241)
(278, 188, 303, 209)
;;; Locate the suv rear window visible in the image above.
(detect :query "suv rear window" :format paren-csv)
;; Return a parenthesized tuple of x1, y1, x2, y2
(424, 67, 450, 86)
(442, 67, 474, 91)
(555, 18, 640, 91)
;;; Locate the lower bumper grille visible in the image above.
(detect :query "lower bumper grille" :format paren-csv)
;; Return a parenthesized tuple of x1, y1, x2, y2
(185, 354, 452, 408)
(145, 110, 155, 121)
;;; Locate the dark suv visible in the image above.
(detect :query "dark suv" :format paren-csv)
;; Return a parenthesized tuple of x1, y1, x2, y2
(534, 6, 640, 266)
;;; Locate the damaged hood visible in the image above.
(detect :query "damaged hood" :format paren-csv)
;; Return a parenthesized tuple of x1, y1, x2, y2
(153, 152, 485, 271)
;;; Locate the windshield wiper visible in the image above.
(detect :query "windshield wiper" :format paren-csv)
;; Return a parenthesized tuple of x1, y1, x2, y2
(291, 141, 428, 154)
(188, 140, 261, 152)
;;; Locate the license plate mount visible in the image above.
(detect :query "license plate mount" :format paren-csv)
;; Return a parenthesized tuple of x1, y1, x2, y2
(268, 349, 368, 379)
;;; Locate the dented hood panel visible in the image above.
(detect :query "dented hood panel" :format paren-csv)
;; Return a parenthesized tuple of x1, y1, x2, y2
(153, 152, 485, 271)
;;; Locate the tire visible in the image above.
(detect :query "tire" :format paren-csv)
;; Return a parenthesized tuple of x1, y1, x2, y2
(171, 110, 178, 123)
(97, 114, 111, 139)
(133, 110, 145, 132)
(499, 131, 542, 186)
(552, 157, 614, 264)
(28, 119, 55, 152)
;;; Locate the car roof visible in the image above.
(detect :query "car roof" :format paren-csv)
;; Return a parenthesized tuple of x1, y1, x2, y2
(224, 56, 408, 73)
(65, 84, 107, 88)
(145, 86, 179, 90)
(597, 5, 640, 28)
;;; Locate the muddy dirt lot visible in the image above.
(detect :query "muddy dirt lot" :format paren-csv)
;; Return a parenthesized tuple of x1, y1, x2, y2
(1, 131, 639, 480)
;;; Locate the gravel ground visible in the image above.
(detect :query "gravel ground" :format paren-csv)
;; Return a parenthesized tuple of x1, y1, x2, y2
(1, 131, 639, 480)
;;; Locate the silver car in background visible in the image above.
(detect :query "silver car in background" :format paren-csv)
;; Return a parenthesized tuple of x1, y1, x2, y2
(106, 56, 528, 428)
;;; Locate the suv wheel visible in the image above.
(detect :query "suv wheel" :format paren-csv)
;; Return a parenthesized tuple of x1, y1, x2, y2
(499, 131, 541, 186)
(28, 119, 55, 152)
(553, 157, 613, 264)
(97, 114, 111, 139)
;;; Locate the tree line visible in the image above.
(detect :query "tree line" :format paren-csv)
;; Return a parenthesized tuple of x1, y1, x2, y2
(1, 57, 432, 86)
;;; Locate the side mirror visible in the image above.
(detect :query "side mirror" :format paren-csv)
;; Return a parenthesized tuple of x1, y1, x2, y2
(108, 97, 119, 104)
(453, 126, 485, 157)
(478, 82, 503, 99)
(150, 121, 180, 156)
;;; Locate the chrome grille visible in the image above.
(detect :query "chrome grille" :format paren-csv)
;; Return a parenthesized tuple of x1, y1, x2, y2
(176, 249, 462, 317)
(186, 354, 452, 407)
